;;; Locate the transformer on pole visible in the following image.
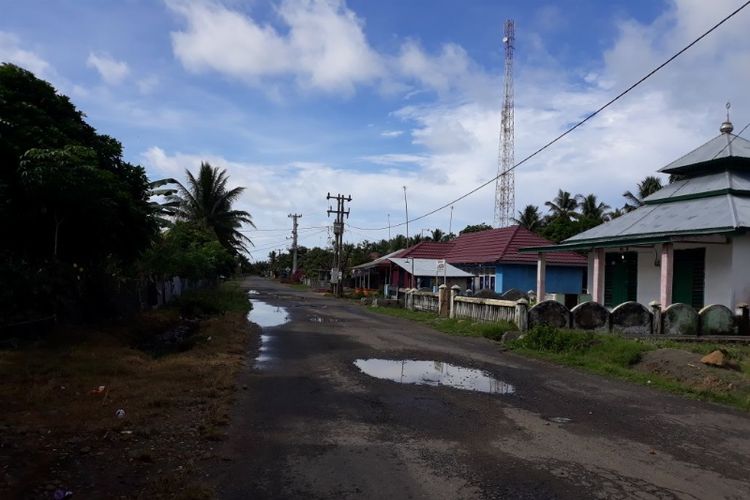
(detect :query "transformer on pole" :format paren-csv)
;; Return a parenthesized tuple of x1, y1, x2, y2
(494, 19, 515, 228)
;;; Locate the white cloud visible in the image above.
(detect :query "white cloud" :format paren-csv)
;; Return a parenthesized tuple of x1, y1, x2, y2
(168, 0, 383, 94)
(86, 52, 130, 85)
(137, 75, 160, 94)
(0, 31, 52, 77)
(380, 0, 750, 229)
(380, 130, 404, 138)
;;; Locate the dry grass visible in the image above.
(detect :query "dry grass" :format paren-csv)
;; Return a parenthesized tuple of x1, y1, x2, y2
(0, 283, 254, 499)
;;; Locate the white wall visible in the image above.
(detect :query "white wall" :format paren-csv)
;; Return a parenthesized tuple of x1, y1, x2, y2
(636, 249, 661, 305)
(705, 243, 733, 306)
(731, 234, 750, 306)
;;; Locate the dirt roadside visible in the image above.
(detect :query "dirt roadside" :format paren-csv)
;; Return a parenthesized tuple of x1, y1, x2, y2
(0, 282, 257, 499)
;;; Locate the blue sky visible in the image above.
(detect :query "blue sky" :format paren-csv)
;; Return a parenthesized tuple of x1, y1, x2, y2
(2, 0, 750, 258)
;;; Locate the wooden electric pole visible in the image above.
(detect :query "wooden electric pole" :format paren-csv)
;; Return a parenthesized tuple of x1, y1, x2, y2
(327, 193, 352, 297)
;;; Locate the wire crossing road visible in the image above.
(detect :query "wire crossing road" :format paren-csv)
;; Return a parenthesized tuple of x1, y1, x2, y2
(213, 277, 750, 499)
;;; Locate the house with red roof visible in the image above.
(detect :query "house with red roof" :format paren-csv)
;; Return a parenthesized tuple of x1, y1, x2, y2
(352, 226, 587, 302)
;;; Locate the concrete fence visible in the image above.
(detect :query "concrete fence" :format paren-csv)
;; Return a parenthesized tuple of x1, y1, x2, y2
(401, 286, 749, 336)
(526, 299, 748, 336)
(406, 290, 440, 313)
(404, 285, 525, 329)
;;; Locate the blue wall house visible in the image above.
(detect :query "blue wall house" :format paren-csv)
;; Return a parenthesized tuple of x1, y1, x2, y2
(396, 226, 588, 301)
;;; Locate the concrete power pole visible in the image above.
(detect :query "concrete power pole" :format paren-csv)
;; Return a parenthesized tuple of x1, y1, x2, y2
(288, 213, 301, 274)
(327, 193, 352, 297)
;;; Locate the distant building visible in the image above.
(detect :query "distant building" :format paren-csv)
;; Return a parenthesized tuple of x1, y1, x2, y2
(353, 226, 587, 302)
(522, 117, 750, 310)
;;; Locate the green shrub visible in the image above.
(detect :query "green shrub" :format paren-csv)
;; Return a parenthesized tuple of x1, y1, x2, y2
(514, 325, 594, 353)
(173, 283, 250, 317)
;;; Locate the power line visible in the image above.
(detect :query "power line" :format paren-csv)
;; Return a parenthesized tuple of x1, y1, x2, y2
(239, 225, 327, 233)
(349, 0, 750, 232)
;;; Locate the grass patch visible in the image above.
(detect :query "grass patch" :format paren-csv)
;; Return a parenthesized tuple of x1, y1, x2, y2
(369, 306, 515, 341)
(0, 279, 254, 498)
(285, 282, 310, 290)
(508, 326, 750, 411)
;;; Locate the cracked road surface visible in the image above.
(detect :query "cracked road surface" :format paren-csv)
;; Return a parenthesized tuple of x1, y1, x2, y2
(213, 278, 750, 499)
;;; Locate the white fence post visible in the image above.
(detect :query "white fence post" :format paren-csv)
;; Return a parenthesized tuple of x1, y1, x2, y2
(515, 298, 528, 331)
(449, 285, 460, 319)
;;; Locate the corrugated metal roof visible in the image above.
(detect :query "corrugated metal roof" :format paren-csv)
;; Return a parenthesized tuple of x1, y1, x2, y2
(389, 258, 474, 278)
(659, 133, 750, 174)
(351, 249, 405, 270)
(564, 194, 748, 244)
(644, 169, 750, 202)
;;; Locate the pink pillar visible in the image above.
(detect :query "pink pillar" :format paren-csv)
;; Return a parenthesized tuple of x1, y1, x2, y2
(660, 243, 674, 307)
(592, 248, 605, 304)
(536, 253, 546, 301)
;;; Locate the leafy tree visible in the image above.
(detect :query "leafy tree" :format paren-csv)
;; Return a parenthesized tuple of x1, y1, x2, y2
(173, 162, 254, 254)
(512, 205, 542, 231)
(460, 223, 493, 234)
(142, 222, 235, 281)
(0, 64, 156, 321)
(576, 194, 610, 223)
(430, 228, 445, 241)
(623, 176, 663, 212)
(544, 190, 578, 221)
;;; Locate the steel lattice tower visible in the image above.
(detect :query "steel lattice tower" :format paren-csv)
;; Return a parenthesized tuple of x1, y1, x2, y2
(494, 20, 515, 228)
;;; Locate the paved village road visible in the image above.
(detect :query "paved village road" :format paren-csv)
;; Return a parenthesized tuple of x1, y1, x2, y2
(213, 277, 750, 499)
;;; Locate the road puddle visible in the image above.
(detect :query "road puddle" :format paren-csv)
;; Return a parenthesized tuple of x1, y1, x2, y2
(353, 359, 515, 395)
(247, 293, 289, 366)
(247, 298, 290, 328)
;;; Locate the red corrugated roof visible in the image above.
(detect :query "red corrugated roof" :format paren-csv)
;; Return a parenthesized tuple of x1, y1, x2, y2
(445, 226, 586, 266)
(373, 226, 585, 267)
(399, 241, 454, 259)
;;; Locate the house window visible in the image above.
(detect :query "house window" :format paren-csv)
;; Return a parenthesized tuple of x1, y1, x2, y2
(604, 252, 637, 307)
(672, 248, 705, 309)
(478, 267, 495, 291)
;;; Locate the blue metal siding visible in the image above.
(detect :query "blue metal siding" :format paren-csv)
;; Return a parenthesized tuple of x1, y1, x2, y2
(495, 264, 583, 294)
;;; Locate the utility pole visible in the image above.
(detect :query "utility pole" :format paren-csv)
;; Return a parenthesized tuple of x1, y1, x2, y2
(449, 205, 454, 236)
(288, 213, 301, 274)
(327, 193, 352, 297)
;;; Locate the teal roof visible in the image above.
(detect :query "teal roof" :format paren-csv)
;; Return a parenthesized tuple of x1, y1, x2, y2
(521, 127, 750, 253)
(659, 133, 750, 174)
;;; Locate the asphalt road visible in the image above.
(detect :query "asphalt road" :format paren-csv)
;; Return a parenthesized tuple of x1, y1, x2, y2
(213, 277, 750, 499)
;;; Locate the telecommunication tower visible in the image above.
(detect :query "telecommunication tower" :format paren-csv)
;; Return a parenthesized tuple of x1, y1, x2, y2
(494, 20, 515, 228)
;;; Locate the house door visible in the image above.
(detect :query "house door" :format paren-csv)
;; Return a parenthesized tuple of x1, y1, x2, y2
(604, 252, 637, 307)
(672, 248, 705, 309)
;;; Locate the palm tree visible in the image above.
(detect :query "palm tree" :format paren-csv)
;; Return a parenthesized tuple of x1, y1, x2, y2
(623, 176, 663, 212)
(430, 228, 445, 242)
(576, 194, 610, 223)
(606, 207, 625, 221)
(147, 177, 180, 228)
(512, 204, 542, 231)
(544, 189, 578, 221)
(173, 162, 254, 254)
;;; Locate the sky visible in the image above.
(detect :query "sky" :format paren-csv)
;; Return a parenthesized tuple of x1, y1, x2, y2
(2, 0, 750, 259)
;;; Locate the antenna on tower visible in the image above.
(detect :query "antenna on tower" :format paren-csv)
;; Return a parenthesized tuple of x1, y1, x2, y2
(494, 19, 515, 228)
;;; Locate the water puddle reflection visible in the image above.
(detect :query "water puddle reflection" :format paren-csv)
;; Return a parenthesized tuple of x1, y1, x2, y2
(247, 292, 289, 366)
(354, 359, 515, 395)
(247, 297, 289, 328)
